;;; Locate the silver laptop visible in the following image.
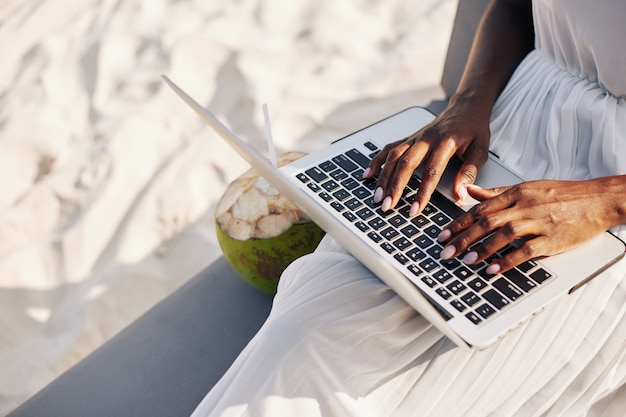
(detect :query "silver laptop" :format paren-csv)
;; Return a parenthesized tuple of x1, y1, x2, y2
(162, 75, 625, 349)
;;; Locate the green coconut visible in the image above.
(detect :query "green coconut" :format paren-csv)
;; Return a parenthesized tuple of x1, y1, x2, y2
(215, 152, 325, 294)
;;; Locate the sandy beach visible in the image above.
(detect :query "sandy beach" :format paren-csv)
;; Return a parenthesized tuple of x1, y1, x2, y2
(0, 0, 457, 412)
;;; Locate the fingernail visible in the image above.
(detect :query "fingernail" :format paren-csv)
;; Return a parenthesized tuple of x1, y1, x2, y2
(486, 264, 501, 275)
(437, 229, 451, 242)
(381, 196, 393, 212)
(457, 183, 468, 201)
(409, 201, 420, 217)
(363, 167, 371, 178)
(463, 251, 478, 264)
(373, 187, 383, 203)
(440, 245, 456, 260)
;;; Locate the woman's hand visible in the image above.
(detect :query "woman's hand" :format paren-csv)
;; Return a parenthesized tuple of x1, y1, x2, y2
(363, 95, 491, 216)
(438, 177, 626, 274)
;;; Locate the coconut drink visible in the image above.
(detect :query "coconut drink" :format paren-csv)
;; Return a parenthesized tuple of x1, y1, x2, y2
(215, 151, 325, 294)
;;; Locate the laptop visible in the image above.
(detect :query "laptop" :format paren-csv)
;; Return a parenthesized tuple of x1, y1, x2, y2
(162, 75, 625, 349)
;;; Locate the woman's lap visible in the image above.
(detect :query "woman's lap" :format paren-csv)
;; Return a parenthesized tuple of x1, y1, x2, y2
(192, 235, 626, 417)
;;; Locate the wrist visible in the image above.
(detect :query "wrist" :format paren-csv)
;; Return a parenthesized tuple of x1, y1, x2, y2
(599, 175, 626, 228)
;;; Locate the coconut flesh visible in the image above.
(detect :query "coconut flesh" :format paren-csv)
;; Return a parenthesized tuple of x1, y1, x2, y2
(215, 151, 325, 294)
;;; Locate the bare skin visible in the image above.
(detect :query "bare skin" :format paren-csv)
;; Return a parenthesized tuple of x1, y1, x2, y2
(363, 0, 626, 272)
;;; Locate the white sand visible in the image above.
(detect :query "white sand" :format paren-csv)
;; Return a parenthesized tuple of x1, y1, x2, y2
(0, 0, 457, 412)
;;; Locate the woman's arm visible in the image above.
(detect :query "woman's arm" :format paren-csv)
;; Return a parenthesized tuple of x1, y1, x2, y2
(365, 0, 535, 215)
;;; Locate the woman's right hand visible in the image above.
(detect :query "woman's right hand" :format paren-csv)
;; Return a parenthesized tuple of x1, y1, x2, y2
(363, 95, 492, 216)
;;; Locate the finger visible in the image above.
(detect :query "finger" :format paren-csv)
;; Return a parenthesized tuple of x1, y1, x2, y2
(440, 202, 524, 260)
(370, 140, 413, 204)
(364, 139, 405, 179)
(412, 144, 456, 215)
(453, 142, 489, 200)
(486, 236, 550, 274)
(465, 219, 537, 264)
(466, 184, 514, 202)
(377, 140, 429, 211)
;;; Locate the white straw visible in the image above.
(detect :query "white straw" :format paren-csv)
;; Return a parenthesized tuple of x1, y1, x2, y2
(262, 103, 278, 168)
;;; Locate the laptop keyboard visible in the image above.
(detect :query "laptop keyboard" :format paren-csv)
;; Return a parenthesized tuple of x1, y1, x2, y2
(294, 141, 554, 326)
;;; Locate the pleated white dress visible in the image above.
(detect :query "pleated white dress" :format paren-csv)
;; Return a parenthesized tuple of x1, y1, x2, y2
(192, 0, 626, 415)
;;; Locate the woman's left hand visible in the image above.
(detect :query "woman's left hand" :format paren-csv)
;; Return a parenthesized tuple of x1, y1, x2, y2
(438, 177, 625, 274)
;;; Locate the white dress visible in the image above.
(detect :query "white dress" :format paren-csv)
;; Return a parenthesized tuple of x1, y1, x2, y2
(192, 1, 626, 416)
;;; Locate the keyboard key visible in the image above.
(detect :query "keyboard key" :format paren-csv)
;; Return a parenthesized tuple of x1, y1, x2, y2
(332, 154, 358, 172)
(344, 198, 363, 210)
(406, 248, 427, 262)
(407, 264, 423, 277)
(330, 169, 348, 181)
(380, 227, 400, 240)
(367, 231, 382, 243)
(364, 141, 378, 151)
(367, 217, 387, 230)
(503, 268, 537, 292)
(356, 207, 375, 220)
(517, 259, 537, 273)
(341, 177, 359, 190)
(318, 191, 333, 202)
(332, 189, 351, 201)
(434, 269, 453, 284)
(393, 236, 412, 251)
(400, 224, 420, 238)
(482, 289, 510, 310)
(346, 148, 371, 168)
(441, 258, 461, 270)
(431, 213, 452, 227)
(364, 196, 378, 208)
(414, 235, 434, 249)
(307, 182, 321, 192)
(453, 266, 473, 280)
(467, 277, 488, 292)
(321, 180, 339, 191)
(465, 311, 482, 324)
(436, 287, 452, 300)
(424, 225, 442, 239)
(446, 280, 467, 295)
(305, 166, 328, 182)
(352, 169, 365, 181)
(412, 215, 430, 228)
(394, 253, 409, 265)
(330, 201, 344, 212)
(492, 278, 524, 301)
(422, 203, 436, 216)
(342, 211, 357, 222)
(421, 276, 437, 288)
(389, 214, 407, 228)
(450, 299, 467, 312)
(355, 221, 369, 232)
(380, 242, 395, 254)
(475, 303, 497, 319)
(427, 245, 443, 259)
(296, 173, 310, 183)
(352, 187, 371, 200)
(530, 268, 552, 284)
(461, 291, 480, 306)
(319, 160, 337, 172)
(419, 259, 438, 272)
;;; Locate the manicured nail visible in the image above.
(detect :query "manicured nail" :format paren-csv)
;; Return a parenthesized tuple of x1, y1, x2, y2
(440, 245, 456, 260)
(373, 187, 384, 203)
(486, 264, 501, 275)
(363, 167, 371, 178)
(409, 201, 420, 217)
(437, 229, 451, 242)
(463, 251, 478, 264)
(381, 196, 393, 212)
(457, 183, 469, 201)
